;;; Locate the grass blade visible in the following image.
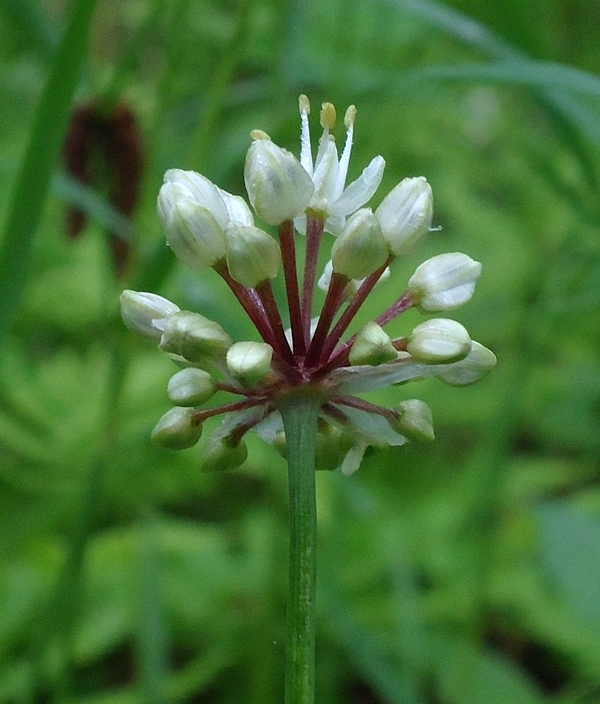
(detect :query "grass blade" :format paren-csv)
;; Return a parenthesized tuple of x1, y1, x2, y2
(0, 0, 98, 348)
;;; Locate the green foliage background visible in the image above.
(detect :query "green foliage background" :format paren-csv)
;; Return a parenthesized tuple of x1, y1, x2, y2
(1, 0, 600, 702)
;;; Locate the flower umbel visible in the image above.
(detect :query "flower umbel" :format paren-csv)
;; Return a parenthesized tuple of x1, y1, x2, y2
(121, 96, 495, 474)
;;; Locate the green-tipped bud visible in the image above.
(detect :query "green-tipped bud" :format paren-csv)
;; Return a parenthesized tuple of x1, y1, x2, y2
(349, 322, 397, 366)
(151, 407, 202, 449)
(226, 341, 273, 387)
(160, 311, 233, 363)
(437, 341, 497, 386)
(120, 290, 180, 341)
(395, 399, 435, 442)
(225, 224, 281, 288)
(202, 435, 248, 472)
(408, 252, 481, 311)
(407, 318, 471, 363)
(167, 368, 216, 406)
(158, 170, 229, 270)
(331, 208, 389, 280)
(376, 177, 433, 255)
(244, 132, 314, 225)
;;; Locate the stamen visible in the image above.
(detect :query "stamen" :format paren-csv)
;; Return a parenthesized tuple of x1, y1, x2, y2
(299, 94, 311, 115)
(320, 103, 336, 130)
(250, 129, 270, 141)
(298, 95, 314, 175)
(344, 104, 356, 129)
(314, 105, 335, 170)
(334, 105, 356, 200)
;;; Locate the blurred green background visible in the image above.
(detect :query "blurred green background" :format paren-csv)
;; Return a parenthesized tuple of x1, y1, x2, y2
(1, 0, 600, 702)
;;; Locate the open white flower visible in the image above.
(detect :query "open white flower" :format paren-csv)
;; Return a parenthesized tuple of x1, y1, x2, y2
(296, 95, 385, 235)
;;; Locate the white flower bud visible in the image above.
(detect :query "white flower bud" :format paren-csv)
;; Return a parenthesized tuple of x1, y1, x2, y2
(159, 169, 229, 226)
(120, 290, 180, 341)
(376, 177, 433, 255)
(349, 322, 397, 366)
(167, 368, 216, 406)
(160, 311, 233, 363)
(151, 407, 202, 450)
(225, 224, 281, 288)
(437, 341, 497, 386)
(407, 318, 472, 363)
(157, 170, 231, 270)
(202, 435, 248, 472)
(395, 399, 435, 442)
(226, 341, 273, 387)
(331, 208, 389, 280)
(408, 252, 482, 311)
(244, 132, 314, 225)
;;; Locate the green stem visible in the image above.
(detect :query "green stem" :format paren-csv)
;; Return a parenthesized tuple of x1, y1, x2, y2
(277, 389, 323, 704)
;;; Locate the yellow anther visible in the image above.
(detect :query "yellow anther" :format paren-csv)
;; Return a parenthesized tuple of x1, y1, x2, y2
(344, 105, 356, 129)
(250, 129, 271, 141)
(320, 102, 336, 130)
(298, 94, 311, 115)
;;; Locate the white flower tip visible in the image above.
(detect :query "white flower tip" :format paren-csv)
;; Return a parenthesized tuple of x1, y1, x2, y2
(409, 252, 482, 311)
(344, 105, 357, 129)
(250, 129, 270, 141)
(407, 318, 472, 364)
(320, 102, 336, 130)
(298, 94, 310, 115)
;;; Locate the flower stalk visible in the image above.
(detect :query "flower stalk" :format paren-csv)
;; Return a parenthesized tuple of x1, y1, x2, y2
(277, 390, 323, 704)
(121, 94, 496, 704)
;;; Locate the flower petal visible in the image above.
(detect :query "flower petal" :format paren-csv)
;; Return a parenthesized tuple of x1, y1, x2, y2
(327, 156, 385, 217)
(331, 404, 406, 447)
(341, 441, 367, 476)
(330, 358, 451, 394)
(217, 187, 254, 226)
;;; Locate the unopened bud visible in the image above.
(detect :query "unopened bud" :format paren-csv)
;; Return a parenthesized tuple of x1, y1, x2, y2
(158, 170, 229, 270)
(226, 341, 273, 387)
(376, 177, 433, 255)
(225, 224, 281, 288)
(408, 252, 481, 311)
(202, 435, 248, 472)
(158, 170, 229, 227)
(244, 133, 314, 225)
(331, 208, 389, 280)
(437, 341, 497, 386)
(167, 368, 216, 406)
(395, 399, 434, 441)
(160, 311, 233, 363)
(151, 407, 202, 449)
(120, 290, 180, 341)
(407, 318, 471, 363)
(349, 322, 397, 366)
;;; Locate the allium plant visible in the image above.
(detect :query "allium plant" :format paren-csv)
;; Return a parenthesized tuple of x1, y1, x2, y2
(121, 96, 495, 704)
